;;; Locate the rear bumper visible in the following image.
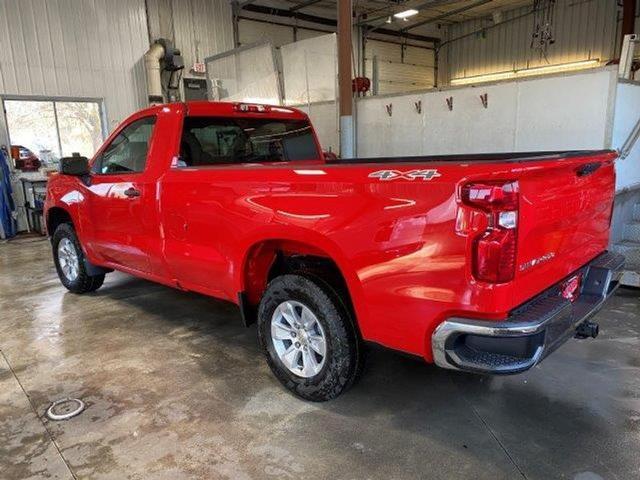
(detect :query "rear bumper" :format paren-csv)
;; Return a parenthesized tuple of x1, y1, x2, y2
(432, 251, 625, 374)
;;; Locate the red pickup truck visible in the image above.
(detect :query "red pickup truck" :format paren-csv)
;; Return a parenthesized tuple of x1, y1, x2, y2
(45, 101, 624, 401)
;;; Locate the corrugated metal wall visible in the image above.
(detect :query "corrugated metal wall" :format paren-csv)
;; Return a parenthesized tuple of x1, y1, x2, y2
(443, 0, 620, 83)
(171, 0, 233, 69)
(0, 0, 149, 132)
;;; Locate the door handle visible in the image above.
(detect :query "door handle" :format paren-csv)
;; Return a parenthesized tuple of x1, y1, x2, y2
(124, 187, 141, 198)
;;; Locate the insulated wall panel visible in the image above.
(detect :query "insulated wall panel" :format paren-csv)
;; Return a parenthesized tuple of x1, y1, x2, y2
(281, 34, 336, 105)
(514, 70, 616, 151)
(206, 43, 281, 104)
(356, 67, 616, 158)
(297, 102, 338, 154)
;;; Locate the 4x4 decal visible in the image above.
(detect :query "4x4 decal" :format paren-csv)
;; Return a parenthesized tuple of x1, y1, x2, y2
(368, 169, 442, 181)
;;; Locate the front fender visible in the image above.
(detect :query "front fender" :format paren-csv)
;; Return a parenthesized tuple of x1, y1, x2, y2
(45, 176, 97, 261)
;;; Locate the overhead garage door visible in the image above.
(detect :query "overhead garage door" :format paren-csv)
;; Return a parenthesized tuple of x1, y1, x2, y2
(364, 40, 436, 95)
(239, 19, 331, 47)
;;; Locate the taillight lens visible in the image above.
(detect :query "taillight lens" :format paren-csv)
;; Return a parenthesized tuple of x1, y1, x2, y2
(461, 181, 519, 283)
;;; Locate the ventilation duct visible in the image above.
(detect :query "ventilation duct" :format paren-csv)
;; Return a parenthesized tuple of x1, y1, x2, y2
(144, 39, 185, 105)
(144, 42, 165, 105)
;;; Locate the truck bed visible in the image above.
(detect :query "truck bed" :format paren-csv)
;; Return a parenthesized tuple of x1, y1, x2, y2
(337, 149, 615, 164)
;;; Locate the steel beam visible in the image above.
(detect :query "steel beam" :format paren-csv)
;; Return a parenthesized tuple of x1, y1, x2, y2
(234, 0, 259, 7)
(290, 0, 324, 12)
(401, 0, 493, 32)
(357, 0, 466, 27)
(241, 4, 440, 43)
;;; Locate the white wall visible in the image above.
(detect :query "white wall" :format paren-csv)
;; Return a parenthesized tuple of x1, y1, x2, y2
(612, 82, 640, 192)
(443, 0, 620, 84)
(0, 0, 149, 136)
(356, 67, 617, 157)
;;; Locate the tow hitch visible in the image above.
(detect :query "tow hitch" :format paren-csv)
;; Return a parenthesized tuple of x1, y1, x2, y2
(575, 320, 599, 339)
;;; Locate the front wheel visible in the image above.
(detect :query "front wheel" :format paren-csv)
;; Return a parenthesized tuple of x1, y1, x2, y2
(52, 223, 105, 294)
(257, 274, 364, 401)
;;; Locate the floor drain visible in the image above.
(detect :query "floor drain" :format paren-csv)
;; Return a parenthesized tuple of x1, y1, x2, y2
(45, 398, 85, 421)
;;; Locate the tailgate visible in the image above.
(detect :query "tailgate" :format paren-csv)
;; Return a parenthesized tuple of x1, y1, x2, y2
(513, 151, 616, 300)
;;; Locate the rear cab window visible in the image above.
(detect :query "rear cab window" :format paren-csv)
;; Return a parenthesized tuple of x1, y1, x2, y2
(177, 116, 319, 167)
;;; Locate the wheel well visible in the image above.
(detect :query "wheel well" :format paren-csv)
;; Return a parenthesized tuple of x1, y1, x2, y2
(242, 240, 355, 326)
(47, 207, 72, 237)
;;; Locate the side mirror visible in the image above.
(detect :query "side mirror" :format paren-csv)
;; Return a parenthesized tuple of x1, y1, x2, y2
(323, 151, 339, 162)
(60, 156, 89, 176)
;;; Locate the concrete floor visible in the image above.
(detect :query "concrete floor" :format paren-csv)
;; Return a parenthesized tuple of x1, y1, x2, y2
(1, 237, 640, 480)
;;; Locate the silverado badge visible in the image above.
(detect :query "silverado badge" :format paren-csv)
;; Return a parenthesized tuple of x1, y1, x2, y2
(519, 252, 556, 272)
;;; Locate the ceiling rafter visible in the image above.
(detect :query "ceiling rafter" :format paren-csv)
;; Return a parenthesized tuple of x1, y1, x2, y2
(400, 0, 494, 31)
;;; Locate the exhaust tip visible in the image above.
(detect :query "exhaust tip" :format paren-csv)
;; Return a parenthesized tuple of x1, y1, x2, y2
(575, 320, 599, 339)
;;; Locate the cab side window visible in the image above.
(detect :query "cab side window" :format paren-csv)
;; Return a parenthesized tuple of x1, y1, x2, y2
(93, 116, 156, 174)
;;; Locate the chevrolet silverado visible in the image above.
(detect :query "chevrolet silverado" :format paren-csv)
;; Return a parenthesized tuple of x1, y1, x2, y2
(45, 101, 625, 401)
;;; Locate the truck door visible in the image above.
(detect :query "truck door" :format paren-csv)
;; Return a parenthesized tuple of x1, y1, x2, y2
(84, 116, 158, 274)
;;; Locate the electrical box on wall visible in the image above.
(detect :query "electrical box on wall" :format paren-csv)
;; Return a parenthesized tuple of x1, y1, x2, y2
(183, 78, 208, 101)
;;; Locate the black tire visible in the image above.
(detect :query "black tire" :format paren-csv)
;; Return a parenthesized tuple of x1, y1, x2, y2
(257, 274, 364, 401)
(52, 223, 105, 294)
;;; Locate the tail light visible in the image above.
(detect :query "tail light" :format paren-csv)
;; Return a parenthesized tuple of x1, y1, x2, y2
(461, 181, 519, 283)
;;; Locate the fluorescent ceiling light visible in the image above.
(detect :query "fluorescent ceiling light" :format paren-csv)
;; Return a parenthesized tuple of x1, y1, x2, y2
(450, 59, 600, 86)
(394, 9, 419, 19)
(517, 59, 599, 77)
(451, 71, 515, 85)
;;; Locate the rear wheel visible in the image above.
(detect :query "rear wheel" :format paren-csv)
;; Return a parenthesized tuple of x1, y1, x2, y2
(257, 274, 364, 401)
(52, 223, 105, 293)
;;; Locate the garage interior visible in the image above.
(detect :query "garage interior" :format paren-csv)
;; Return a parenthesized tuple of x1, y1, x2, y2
(1, 0, 640, 479)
